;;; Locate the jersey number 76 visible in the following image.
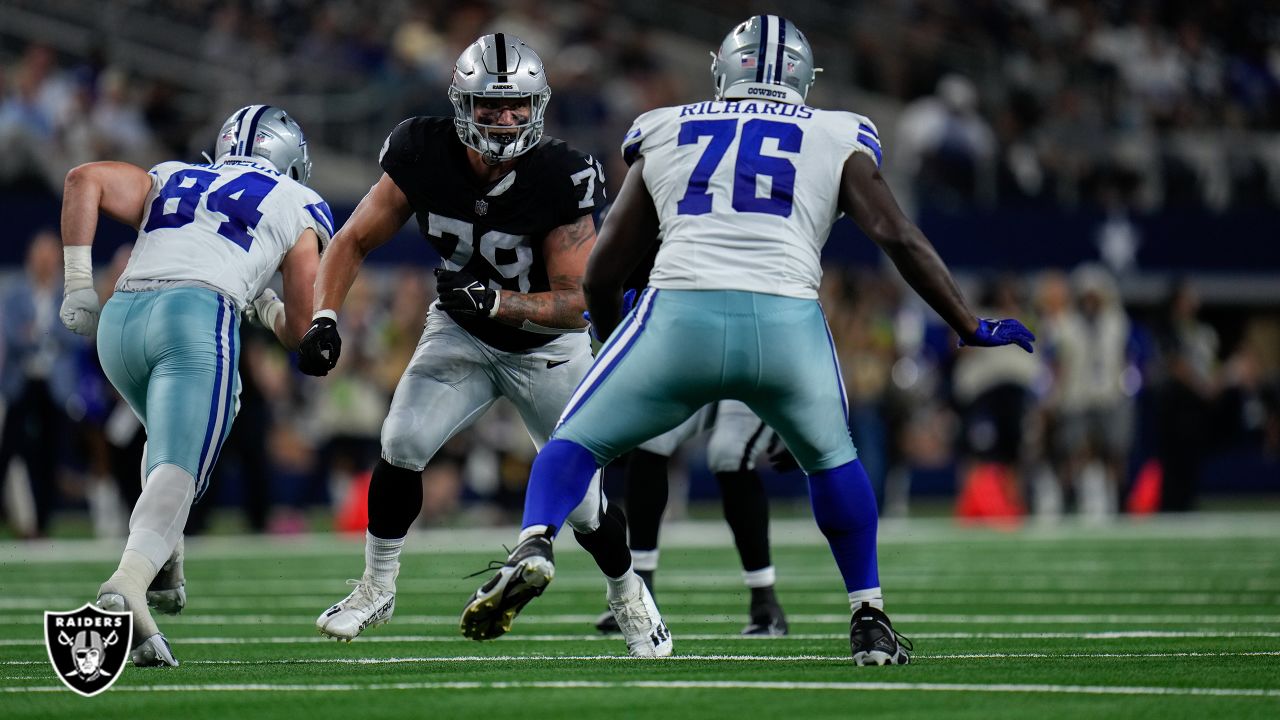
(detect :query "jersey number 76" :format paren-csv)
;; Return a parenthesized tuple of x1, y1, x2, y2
(676, 118, 802, 218)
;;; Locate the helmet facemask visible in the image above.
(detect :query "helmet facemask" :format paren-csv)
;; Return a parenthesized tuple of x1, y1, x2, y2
(448, 33, 551, 165)
(449, 85, 550, 164)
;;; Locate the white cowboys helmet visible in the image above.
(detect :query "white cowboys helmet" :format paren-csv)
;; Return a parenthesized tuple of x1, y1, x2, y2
(449, 33, 551, 163)
(214, 105, 312, 185)
(711, 15, 820, 105)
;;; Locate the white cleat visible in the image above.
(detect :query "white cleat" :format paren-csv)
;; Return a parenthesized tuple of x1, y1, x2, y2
(607, 575, 673, 658)
(96, 589, 179, 667)
(131, 633, 180, 667)
(148, 537, 186, 615)
(316, 574, 396, 642)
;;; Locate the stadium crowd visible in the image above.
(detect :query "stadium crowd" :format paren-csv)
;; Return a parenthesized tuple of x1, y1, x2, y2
(4, 1, 1280, 208)
(0, 1, 1278, 537)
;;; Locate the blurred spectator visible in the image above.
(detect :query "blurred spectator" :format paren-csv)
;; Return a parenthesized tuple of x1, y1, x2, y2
(87, 68, 155, 161)
(0, 231, 84, 536)
(1047, 265, 1134, 518)
(1155, 279, 1219, 511)
(951, 277, 1042, 520)
(896, 74, 997, 210)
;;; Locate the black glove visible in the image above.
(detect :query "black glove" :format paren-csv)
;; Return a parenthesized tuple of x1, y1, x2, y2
(435, 268, 499, 318)
(297, 316, 342, 376)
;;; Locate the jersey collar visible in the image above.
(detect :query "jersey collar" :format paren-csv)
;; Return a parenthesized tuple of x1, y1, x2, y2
(216, 154, 279, 174)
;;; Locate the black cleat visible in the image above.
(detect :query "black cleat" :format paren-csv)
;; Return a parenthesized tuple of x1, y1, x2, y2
(595, 607, 621, 634)
(460, 528, 556, 641)
(742, 599, 789, 637)
(849, 602, 911, 665)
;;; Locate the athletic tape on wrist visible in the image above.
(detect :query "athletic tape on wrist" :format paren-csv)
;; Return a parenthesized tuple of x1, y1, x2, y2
(63, 245, 94, 292)
(261, 299, 286, 337)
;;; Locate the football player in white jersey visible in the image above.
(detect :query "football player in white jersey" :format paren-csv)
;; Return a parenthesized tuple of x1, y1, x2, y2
(464, 15, 1036, 665)
(59, 105, 332, 667)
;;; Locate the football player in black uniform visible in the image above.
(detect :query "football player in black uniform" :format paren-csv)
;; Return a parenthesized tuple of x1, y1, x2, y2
(298, 34, 652, 646)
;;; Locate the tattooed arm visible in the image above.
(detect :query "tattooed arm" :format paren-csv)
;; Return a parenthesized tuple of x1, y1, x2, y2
(492, 213, 595, 329)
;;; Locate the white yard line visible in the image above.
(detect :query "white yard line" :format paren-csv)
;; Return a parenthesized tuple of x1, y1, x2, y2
(3, 679, 1279, 698)
(5, 650, 1280, 668)
(2, 612, 1272, 625)
(3, 514, 1279, 564)
(4, 591, 1279, 612)
(4, 630, 1280, 648)
(9, 577, 1280, 593)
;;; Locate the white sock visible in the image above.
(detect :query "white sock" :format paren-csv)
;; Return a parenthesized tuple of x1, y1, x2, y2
(122, 464, 195, 576)
(518, 525, 551, 544)
(630, 549, 659, 572)
(742, 566, 776, 589)
(108, 549, 157, 599)
(605, 564, 638, 600)
(365, 531, 403, 589)
(849, 587, 884, 612)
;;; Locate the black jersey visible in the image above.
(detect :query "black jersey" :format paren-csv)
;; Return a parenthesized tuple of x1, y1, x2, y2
(379, 116, 605, 351)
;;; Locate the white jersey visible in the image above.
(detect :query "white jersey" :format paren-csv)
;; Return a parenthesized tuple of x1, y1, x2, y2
(621, 100, 882, 299)
(117, 156, 334, 310)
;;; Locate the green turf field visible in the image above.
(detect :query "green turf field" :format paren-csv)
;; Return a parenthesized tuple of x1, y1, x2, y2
(2, 514, 1278, 719)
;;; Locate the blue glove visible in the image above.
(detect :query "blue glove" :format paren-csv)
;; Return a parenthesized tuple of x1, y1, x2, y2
(961, 318, 1036, 353)
(583, 288, 638, 342)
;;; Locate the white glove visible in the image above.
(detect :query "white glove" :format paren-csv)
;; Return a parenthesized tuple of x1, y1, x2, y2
(249, 288, 285, 335)
(60, 281, 101, 336)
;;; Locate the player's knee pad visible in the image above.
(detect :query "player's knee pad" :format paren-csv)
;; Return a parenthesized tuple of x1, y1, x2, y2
(379, 418, 436, 473)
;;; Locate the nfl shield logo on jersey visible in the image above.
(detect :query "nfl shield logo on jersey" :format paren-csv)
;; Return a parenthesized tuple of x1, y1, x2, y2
(44, 603, 131, 697)
(475, 199, 489, 216)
